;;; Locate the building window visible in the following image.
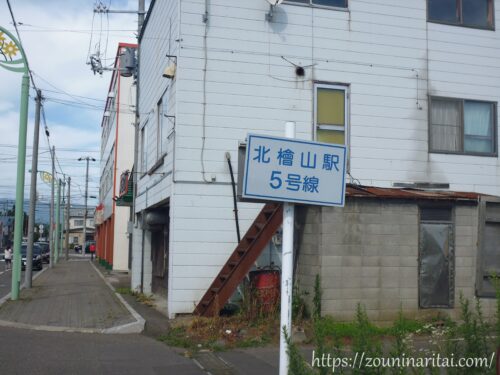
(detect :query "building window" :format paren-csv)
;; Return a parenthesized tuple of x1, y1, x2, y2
(428, 0, 494, 29)
(419, 206, 454, 308)
(73, 237, 78, 244)
(429, 97, 496, 156)
(287, 0, 347, 8)
(314, 84, 348, 146)
(74, 219, 84, 226)
(156, 89, 168, 160)
(477, 201, 500, 297)
(140, 123, 147, 174)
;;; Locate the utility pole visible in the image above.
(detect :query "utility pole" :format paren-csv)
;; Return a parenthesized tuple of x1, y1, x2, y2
(133, 0, 145, 290)
(65, 177, 71, 260)
(1, 25, 30, 300)
(55, 179, 61, 264)
(78, 157, 96, 256)
(49, 146, 55, 268)
(25, 89, 42, 288)
(60, 178, 66, 259)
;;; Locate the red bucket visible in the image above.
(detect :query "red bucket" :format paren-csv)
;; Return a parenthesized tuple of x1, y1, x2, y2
(249, 270, 280, 312)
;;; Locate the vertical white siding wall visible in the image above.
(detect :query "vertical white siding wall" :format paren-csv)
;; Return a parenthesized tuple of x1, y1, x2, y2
(136, 0, 179, 212)
(113, 73, 136, 271)
(140, 0, 500, 315)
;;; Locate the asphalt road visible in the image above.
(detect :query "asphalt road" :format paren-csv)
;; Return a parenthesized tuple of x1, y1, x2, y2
(0, 326, 204, 375)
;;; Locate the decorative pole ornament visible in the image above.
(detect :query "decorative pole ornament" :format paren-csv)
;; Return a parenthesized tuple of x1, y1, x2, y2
(0, 25, 30, 300)
(40, 171, 53, 185)
(0, 27, 27, 73)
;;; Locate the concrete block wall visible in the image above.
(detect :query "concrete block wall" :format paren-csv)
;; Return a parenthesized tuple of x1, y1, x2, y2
(296, 206, 322, 306)
(297, 199, 496, 323)
(318, 200, 420, 322)
(452, 206, 496, 320)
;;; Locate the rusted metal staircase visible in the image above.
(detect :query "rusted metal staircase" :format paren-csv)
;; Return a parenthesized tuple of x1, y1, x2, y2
(194, 202, 283, 317)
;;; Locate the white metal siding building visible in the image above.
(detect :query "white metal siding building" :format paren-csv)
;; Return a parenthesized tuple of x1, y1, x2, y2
(134, 0, 500, 317)
(96, 43, 137, 271)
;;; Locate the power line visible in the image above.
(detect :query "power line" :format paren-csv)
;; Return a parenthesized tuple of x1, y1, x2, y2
(5, 0, 38, 93)
(33, 72, 96, 108)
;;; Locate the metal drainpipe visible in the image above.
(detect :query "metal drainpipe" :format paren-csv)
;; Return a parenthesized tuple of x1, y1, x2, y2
(225, 152, 241, 243)
(140, 213, 144, 294)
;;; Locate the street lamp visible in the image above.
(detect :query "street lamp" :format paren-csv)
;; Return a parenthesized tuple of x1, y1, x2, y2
(78, 157, 96, 255)
(1, 26, 30, 300)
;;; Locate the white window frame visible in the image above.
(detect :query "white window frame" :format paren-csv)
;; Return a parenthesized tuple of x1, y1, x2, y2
(313, 83, 349, 143)
(428, 96, 497, 157)
(156, 87, 169, 162)
(285, 0, 348, 10)
(427, 0, 495, 30)
(140, 121, 148, 176)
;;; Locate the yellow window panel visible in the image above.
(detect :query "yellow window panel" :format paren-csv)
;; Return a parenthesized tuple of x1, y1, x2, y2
(317, 129, 345, 145)
(317, 88, 345, 126)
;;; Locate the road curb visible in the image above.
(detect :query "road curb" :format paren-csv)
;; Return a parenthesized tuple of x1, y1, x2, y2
(0, 266, 48, 307)
(90, 260, 146, 334)
(0, 262, 145, 335)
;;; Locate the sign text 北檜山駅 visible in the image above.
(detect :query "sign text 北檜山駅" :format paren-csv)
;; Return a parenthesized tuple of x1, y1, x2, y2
(243, 134, 346, 207)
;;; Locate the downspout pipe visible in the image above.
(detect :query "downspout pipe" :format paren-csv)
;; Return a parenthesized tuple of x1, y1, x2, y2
(225, 152, 241, 243)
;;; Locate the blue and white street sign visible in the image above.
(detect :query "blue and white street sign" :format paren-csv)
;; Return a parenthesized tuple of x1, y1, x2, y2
(242, 134, 347, 207)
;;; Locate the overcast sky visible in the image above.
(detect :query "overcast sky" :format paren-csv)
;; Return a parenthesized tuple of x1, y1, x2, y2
(0, 0, 142, 217)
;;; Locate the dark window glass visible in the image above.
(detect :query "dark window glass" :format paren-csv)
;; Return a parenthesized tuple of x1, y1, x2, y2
(429, 0, 459, 23)
(428, 0, 493, 28)
(313, 0, 347, 7)
(419, 223, 454, 308)
(287, 0, 347, 7)
(421, 207, 453, 222)
(462, 0, 489, 27)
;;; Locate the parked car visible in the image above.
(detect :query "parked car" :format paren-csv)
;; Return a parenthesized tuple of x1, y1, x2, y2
(20, 244, 43, 271)
(36, 242, 50, 263)
(85, 241, 96, 254)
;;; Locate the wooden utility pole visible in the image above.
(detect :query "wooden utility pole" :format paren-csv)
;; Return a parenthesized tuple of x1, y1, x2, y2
(65, 177, 70, 260)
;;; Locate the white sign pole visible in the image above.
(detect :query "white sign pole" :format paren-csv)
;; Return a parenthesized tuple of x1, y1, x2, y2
(279, 121, 295, 375)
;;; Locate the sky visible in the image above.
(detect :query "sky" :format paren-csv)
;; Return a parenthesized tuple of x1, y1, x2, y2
(0, 0, 141, 218)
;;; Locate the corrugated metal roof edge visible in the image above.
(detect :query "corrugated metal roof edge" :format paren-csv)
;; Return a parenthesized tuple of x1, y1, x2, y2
(345, 184, 491, 202)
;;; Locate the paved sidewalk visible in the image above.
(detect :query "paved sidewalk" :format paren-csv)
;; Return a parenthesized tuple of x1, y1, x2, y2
(0, 259, 140, 332)
(99, 266, 283, 375)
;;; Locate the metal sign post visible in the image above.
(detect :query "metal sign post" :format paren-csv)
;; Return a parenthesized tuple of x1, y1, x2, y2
(243, 124, 347, 374)
(279, 121, 295, 375)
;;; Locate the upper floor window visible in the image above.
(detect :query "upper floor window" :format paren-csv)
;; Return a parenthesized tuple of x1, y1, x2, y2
(156, 88, 169, 161)
(287, 0, 347, 8)
(429, 97, 497, 156)
(428, 0, 494, 29)
(314, 83, 348, 146)
(140, 123, 147, 174)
